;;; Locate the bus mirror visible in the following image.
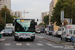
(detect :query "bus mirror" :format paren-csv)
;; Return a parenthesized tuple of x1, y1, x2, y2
(35, 22, 37, 25)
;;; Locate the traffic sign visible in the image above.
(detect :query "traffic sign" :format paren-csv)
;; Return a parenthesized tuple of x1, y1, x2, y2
(61, 10, 64, 21)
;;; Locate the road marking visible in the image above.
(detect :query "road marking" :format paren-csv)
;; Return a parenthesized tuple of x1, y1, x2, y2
(39, 41, 42, 42)
(37, 43, 43, 46)
(26, 43, 30, 46)
(5, 43, 11, 46)
(16, 43, 22, 46)
(52, 46, 64, 48)
(46, 43, 53, 46)
(36, 35, 45, 38)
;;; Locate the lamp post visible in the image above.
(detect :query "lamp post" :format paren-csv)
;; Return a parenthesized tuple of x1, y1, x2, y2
(70, 0, 72, 24)
(5, 10, 11, 24)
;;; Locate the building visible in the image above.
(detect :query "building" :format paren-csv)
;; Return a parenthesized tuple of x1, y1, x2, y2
(11, 11, 22, 18)
(49, 0, 57, 24)
(41, 12, 49, 23)
(0, 0, 11, 10)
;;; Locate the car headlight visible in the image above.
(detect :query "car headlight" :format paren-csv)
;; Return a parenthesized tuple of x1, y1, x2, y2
(1, 32, 4, 34)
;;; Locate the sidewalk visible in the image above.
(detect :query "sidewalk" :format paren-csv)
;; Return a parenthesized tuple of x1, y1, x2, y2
(36, 34, 75, 48)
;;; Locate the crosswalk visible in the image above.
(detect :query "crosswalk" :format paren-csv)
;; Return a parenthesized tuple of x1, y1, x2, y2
(3, 43, 74, 49)
(3, 42, 63, 47)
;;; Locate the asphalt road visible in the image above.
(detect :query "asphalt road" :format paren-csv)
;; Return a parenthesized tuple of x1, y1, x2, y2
(0, 34, 74, 50)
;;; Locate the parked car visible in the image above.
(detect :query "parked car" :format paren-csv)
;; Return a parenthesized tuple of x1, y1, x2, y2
(61, 25, 75, 41)
(35, 28, 41, 34)
(57, 27, 65, 37)
(41, 29, 45, 33)
(52, 31, 58, 36)
(2, 29, 13, 36)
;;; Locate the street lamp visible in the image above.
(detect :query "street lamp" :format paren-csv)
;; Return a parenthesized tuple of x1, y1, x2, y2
(70, 0, 72, 24)
(5, 10, 11, 24)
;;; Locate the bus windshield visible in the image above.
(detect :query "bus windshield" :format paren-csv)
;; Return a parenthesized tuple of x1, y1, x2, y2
(15, 19, 35, 32)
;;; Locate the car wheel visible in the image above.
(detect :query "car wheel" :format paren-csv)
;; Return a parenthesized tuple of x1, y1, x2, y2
(30, 39, 34, 41)
(14, 38, 18, 41)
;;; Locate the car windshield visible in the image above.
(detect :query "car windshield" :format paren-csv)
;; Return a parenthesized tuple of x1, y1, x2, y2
(6, 27, 13, 29)
(4, 29, 12, 32)
(58, 28, 64, 31)
(15, 19, 35, 32)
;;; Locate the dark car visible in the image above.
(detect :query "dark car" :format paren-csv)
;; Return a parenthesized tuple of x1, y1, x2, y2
(2, 29, 13, 36)
(41, 29, 45, 33)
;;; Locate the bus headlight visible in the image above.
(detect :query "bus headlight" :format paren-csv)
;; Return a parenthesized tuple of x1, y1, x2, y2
(31, 34, 35, 36)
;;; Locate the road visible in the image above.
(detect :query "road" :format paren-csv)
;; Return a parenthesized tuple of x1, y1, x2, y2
(0, 34, 74, 50)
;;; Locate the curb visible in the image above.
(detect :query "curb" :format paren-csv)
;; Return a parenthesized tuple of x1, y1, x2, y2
(43, 37, 75, 48)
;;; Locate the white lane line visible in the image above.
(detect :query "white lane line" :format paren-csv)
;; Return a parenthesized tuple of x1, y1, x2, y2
(37, 43, 43, 46)
(46, 43, 53, 46)
(52, 45, 64, 48)
(0, 39, 5, 41)
(26, 43, 30, 46)
(36, 35, 45, 38)
(5, 43, 11, 46)
(16, 43, 22, 46)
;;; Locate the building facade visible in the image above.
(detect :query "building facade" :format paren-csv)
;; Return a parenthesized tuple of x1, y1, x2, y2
(41, 12, 49, 23)
(49, 0, 57, 19)
(11, 11, 22, 18)
(0, 0, 11, 10)
(49, 0, 58, 25)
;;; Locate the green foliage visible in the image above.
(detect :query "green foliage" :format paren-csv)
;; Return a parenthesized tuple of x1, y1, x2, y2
(12, 15, 18, 18)
(0, 12, 5, 28)
(0, 6, 14, 28)
(39, 23, 45, 26)
(1, 7, 14, 23)
(50, 0, 75, 26)
(43, 15, 49, 25)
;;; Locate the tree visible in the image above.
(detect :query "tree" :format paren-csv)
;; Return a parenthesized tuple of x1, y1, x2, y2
(12, 15, 18, 18)
(39, 23, 46, 26)
(0, 12, 4, 28)
(50, 0, 75, 26)
(43, 15, 49, 25)
(1, 6, 14, 23)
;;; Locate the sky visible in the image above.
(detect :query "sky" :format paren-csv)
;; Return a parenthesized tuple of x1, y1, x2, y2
(11, 0, 51, 23)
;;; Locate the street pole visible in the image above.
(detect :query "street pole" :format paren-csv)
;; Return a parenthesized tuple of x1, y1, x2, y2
(5, 10, 11, 25)
(49, 16, 50, 25)
(70, 0, 72, 24)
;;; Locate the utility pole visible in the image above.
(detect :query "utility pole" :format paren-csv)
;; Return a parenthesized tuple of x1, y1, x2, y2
(70, 0, 72, 24)
(23, 10, 29, 18)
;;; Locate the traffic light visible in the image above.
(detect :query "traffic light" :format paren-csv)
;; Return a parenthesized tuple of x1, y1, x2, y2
(37, 19, 38, 21)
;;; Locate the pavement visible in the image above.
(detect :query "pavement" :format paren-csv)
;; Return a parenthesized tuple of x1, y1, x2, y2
(0, 35, 75, 50)
(36, 33, 75, 48)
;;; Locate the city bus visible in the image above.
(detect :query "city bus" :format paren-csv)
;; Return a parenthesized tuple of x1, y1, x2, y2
(13, 18, 37, 41)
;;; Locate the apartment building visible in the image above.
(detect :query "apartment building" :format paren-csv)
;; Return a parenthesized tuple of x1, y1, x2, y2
(49, 0, 57, 18)
(11, 11, 22, 18)
(0, 0, 11, 10)
(41, 12, 49, 23)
